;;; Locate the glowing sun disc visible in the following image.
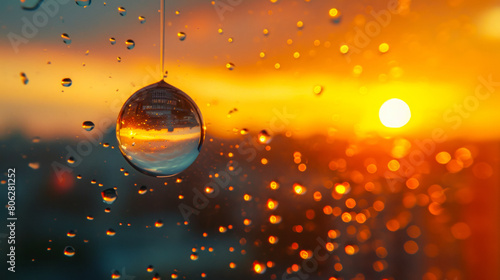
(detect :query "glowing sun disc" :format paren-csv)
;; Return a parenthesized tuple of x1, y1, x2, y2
(379, 98, 411, 128)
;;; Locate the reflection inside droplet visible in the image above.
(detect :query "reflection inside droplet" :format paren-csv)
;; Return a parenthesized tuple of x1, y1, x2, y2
(75, 0, 91, 7)
(125, 39, 135, 50)
(118, 6, 126, 16)
(177, 32, 186, 41)
(64, 246, 75, 257)
(61, 33, 71, 44)
(61, 78, 72, 87)
(116, 80, 204, 177)
(82, 121, 95, 131)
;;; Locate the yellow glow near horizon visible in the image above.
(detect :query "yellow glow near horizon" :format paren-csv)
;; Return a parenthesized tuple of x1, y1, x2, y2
(379, 99, 412, 128)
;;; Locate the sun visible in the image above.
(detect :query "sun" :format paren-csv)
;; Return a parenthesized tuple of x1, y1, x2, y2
(379, 98, 411, 128)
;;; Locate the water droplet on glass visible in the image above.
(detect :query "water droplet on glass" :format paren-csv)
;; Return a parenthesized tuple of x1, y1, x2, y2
(101, 188, 117, 204)
(125, 39, 135, 50)
(313, 85, 323, 95)
(155, 220, 163, 228)
(64, 246, 75, 257)
(111, 270, 121, 279)
(147, 265, 154, 273)
(67, 157, 75, 164)
(226, 62, 235, 70)
(258, 130, 272, 144)
(190, 253, 199, 261)
(109, 37, 116, 45)
(118, 6, 126, 16)
(82, 121, 95, 131)
(105, 207, 111, 213)
(138, 16, 146, 24)
(153, 273, 161, 280)
(177, 32, 186, 41)
(240, 128, 249, 135)
(75, 0, 91, 7)
(61, 78, 72, 87)
(163, 71, 168, 78)
(61, 33, 71, 44)
(117, 57, 121, 62)
(32, 136, 40, 143)
(116, 80, 204, 177)
(20, 72, 28, 85)
(107, 229, 116, 236)
(138, 186, 148, 195)
(67, 230, 76, 238)
(29, 162, 40, 170)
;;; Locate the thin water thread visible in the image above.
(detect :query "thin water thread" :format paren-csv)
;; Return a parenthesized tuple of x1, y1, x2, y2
(160, 0, 165, 80)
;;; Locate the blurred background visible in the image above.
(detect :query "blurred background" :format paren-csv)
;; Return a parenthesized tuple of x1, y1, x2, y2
(0, 0, 499, 279)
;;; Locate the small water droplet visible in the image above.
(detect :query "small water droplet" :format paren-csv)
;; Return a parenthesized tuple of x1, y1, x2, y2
(106, 228, 116, 236)
(32, 136, 40, 143)
(28, 162, 40, 170)
(61, 78, 72, 87)
(111, 270, 121, 279)
(190, 253, 199, 261)
(226, 62, 235, 70)
(155, 220, 164, 228)
(103, 143, 110, 148)
(117, 57, 121, 62)
(20, 72, 28, 85)
(67, 230, 76, 238)
(82, 121, 95, 131)
(138, 16, 146, 24)
(263, 28, 269, 36)
(105, 207, 111, 213)
(64, 246, 75, 257)
(152, 273, 161, 280)
(75, 0, 91, 7)
(147, 265, 154, 273)
(125, 39, 135, 50)
(217, 28, 223, 34)
(240, 128, 249, 135)
(109, 37, 116, 45)
(177, 32, 186, 41)
(163, 70, 168, 78)
(61, 33, 71, 44)
(101, 188, 117, 204)
(313, 85, 323, 95)
(258, 130, 272, 144)
(118, 6, 126, 16)
(138, 186, 148, 195)
(67, 157, 75, 164)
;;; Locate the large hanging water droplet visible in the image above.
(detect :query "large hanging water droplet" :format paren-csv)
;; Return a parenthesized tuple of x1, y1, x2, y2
(75, 0, 91, 7)
(101, 188, 117, 204)
(64, 246, 75, 257)
(61, 78, 72, 87)
(82, 121, 95, 131)
(118, 7, 126, 16)
(138, 16, 146, 24)
(109, 37, 116, 45)
(177, 32, 186, 41)
(125, 39, 135, 50)
(61, 33, 71, 44)
(116, 80, 204, 177)
(20, 72, 28, 85)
